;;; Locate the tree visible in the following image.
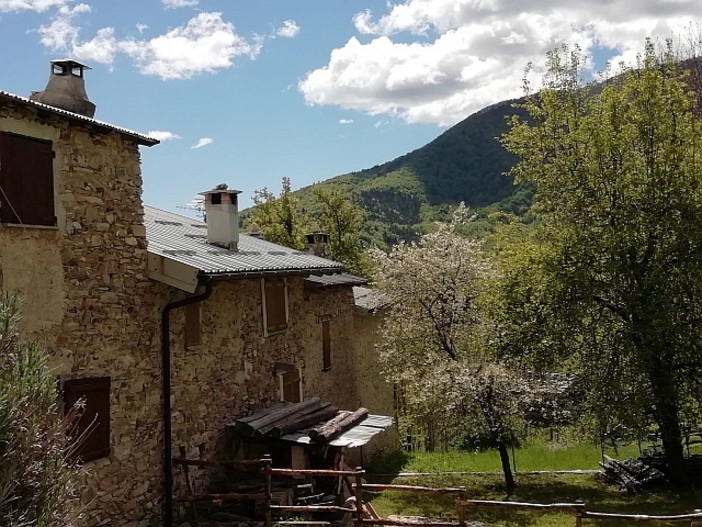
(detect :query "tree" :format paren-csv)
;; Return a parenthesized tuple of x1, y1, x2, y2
(496, 41, 702, 486)
(311, 184, 370, 276)
(0, 293, 82, 525)
(372, 207, 528, 490)
(249, 177, 311, 250)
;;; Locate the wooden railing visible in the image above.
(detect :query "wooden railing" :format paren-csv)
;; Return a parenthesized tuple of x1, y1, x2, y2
(172, 452, 702, 526)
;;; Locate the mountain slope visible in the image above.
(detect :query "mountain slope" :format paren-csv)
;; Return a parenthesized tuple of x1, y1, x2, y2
(297, 97, 530, 246)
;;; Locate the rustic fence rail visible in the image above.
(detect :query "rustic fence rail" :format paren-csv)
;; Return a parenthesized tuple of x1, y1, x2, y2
(172, 454, 702, 526)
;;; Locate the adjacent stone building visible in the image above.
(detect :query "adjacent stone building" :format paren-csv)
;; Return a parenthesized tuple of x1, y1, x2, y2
(0, 62, 395, 526)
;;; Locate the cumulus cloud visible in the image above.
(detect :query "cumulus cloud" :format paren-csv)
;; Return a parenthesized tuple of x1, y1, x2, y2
(339, 119, 354, 125)
(276, 20, 300, 38)
(121, 12, 261, 79)
(162, 0, 198, 8)
(191, 137, 213, 149)
(37, 10, 261, 79)
(147, 130, 182, 142)
(300, 0, 702, 126)
(0, 0, 69, 12)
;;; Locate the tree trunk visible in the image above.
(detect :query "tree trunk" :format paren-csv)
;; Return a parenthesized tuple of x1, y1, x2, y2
(497, 441, 516, 492)
(649, 367, 687, 487)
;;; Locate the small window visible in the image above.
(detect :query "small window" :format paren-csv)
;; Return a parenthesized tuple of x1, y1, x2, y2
(321, 320, 331, 371)
(0, 132, 56, 226)
(63, 377, 111, 462)
(262, 278, 288, 335)
(184, 303, 201, 348)
(277, 363, 302, 403)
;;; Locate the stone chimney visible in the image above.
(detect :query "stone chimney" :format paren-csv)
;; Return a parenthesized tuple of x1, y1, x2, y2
(305, 223, 329, 258)
(30, 59, 96, 118)
(200, 184, 242, 251)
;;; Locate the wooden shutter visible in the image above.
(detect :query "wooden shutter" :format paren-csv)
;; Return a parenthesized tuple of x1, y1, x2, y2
(184, 303, 201, 348)
(264, 278, 288, 334)
(281, 368, 302, 403)
(0, 132, 55, 226)
(322, 320, 331, 371)
(63, 377, 111, 462)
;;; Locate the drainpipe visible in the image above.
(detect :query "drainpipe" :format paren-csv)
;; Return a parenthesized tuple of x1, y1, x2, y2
(161, 277, 213, 527)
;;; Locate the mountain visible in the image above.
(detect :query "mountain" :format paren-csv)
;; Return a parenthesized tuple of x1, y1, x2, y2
(297, 97, 533, 246)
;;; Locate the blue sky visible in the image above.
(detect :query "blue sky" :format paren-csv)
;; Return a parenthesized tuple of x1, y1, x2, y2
(2, 1, 701, 211)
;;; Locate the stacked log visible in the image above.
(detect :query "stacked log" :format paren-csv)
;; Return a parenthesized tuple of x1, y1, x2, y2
(600, 455, 666, 493)
(309, 408, 369, 443)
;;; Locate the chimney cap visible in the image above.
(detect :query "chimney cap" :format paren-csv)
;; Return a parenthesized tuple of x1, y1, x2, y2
(199, 188, 242, 196)
(51, 58, 92, 69)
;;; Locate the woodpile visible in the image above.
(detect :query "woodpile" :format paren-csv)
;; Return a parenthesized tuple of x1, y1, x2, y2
(599, 455, 666, 493)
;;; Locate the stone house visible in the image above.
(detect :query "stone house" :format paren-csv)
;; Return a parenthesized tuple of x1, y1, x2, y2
(0, 60, 394, 527)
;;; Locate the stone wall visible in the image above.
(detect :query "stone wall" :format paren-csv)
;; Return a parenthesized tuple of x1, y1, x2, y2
(0, 102, 163, 527)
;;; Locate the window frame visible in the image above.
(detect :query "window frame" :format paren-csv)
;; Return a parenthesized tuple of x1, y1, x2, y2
(276, 362, 302, 403)
(0, 131, 57, 227)
(321, 319, 331, 372)
(262, 277, 289, 336)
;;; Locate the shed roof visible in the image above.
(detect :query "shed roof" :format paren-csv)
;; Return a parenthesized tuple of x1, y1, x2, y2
(305, 273, 367, 288)
(145, 206, 344, 291)
(353, 286, 392, 312)
(0, 90, 158, 146)
(228, 399, 393, 448)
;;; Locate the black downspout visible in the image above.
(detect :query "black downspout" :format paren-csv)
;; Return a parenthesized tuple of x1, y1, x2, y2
(161, 278, 213, 527)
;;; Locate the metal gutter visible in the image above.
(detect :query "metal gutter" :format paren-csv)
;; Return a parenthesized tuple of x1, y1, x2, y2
(161, 278, 213, 527)
(201, 267, 344, 281)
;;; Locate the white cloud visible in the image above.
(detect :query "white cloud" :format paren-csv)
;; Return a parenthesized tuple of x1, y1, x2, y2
(191, 137, 213, 149)
(301, 0, 702, 126)
(162, 0, 198, 8)
(120, 12, 261, 79)
(0, 0, 69, 12)
(276, 20, 300, 39)
(339, 119, 354, 125)
(136, 23, 148, 34)
(147, 130, 182, 142)
(37, 10, 261, 80)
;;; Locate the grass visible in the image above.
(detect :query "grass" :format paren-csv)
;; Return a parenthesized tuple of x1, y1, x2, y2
(365, 440, 702, 527)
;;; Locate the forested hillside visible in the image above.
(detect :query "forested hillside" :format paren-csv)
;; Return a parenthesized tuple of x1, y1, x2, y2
(295, 97, 532, 246)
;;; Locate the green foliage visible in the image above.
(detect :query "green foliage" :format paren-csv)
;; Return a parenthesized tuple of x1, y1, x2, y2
(493, 41, 702, 485)
(249, 176, 311, 250)
(0, 292, 79, 526)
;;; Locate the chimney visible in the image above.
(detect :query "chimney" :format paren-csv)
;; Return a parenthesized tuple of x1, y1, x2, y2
(305, 223, 329, 258)
(200, 184, 242, 251)
(30, 59, 96, 118)
(248, 222, 265, 240)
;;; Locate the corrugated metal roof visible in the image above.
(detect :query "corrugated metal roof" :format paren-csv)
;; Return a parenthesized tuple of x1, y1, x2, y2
(145, 206, 344, 277)
(0, 90, 158, 146)
(281, 414, 393, 448)
(305, 273, 368, 287)
(353, 286, 392, 312)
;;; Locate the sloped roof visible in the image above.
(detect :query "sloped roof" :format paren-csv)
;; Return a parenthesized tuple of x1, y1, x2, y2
(0, 90, 158, 146)
(305, 273, 367, 288)
(228, 398, 393, 448)
(145, 206, 344, 278)
(353, 286, 392, 312)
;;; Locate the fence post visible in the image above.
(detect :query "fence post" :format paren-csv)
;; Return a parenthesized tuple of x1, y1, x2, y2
(574, 501, 586, 527)
(263, 455, 273, 527)
(456, 495, 466, 527)
(354, 466, 365, 525)
(691, 509, 702, 527)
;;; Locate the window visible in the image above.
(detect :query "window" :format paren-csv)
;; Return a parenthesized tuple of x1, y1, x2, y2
(262, 278, 288, 335)
(184, 303, 201, 348)
(321, 320, 331, 371)
(0, 132, 56, 226)
(277, 363, 302, 403)
(62, 377, 111, 462)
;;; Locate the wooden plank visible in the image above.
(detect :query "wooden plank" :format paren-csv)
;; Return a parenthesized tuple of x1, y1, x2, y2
(269, 505, 356, 513)
(270, 405, 339, 437)
(175, 492, 267, 502)
(458, 500, 585, 514)
(360, 484, 466, 495)
(172, 457, 267, 468)
(584, 511, 702, 522)
(359, 519, 461, 527)
(267, 468, 361, 477)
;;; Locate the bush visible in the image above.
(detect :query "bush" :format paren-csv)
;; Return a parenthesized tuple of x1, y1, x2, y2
(0, 293, 80, 526)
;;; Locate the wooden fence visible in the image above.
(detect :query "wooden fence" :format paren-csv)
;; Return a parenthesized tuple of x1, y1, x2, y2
(172, 453, 702, 526)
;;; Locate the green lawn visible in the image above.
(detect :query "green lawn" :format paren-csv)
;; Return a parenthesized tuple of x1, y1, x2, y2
(365, 442, 702, 527)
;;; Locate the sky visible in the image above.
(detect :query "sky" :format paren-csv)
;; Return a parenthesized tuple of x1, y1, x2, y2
(1, 1, 702, 212)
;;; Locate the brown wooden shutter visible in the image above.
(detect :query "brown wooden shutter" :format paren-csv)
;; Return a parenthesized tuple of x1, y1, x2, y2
(63, 377, 111, 462)
(0, 132, 55, 226)
(322, 320, 331, 371)
(184, 303, 201, 348)
(281, 368, 302, 403)
(264, 278, 288, 333)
